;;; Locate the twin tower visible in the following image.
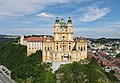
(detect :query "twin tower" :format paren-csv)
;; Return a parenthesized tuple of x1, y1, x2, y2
(20, 17, 87, 62)
(54, 17, 74, 51)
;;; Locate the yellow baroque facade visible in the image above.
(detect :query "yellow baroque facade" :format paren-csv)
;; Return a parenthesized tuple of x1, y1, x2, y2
(20, 17, 87, 62)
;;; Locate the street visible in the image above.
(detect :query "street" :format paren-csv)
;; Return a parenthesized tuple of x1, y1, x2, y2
(0, 72, 13, 83)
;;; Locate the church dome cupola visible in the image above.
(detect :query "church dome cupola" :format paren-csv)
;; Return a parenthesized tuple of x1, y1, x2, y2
(55, 17, 59, 23)
(60, 18, 66, 28)
(68, 17, 72, 23)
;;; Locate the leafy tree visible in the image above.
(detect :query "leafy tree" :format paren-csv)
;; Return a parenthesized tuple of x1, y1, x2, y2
(0, 42, 55, 83)
(116, 53, 120, 58)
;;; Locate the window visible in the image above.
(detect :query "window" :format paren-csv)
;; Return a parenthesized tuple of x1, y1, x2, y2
(56, 28, 58, 32)
(81, 47, 83, 51)
(69, 46, 71, 50)
(55, 58, 57, 60)
(76, 54, 78, 57)
(69, 28, 71, 32)
(56, 34, 58, 40)
(63, 45, 65, 51)
(69, 34, 71, 40)
(78, 47, 80, 50)
(55, 54, 57, 57)
(57, 46, 58, 50)
(37, 43, 39, 46)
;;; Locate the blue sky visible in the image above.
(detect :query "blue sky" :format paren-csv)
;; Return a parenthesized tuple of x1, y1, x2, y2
(0, 0, 120, 38)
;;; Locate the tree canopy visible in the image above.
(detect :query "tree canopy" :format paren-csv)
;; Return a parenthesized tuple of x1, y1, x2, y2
(0, 42, 118, 83)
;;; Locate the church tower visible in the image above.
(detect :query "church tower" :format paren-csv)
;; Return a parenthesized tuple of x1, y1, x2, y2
(54, 17, 74, 51)
(20, 17, 87, 62)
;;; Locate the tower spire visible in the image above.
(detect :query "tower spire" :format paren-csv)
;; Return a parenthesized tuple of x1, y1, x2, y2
(55, 17, 59, 23)
(68, 17, 72, 23)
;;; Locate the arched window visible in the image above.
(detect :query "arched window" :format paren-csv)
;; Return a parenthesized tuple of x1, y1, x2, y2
(84, 47, 86, 50)
(63, 45, 65, 51)
(69, 34, 71, 40)
(56, 28, 58, 32)
(56, 34, 58, 40)
(78, 47, 80, 50)
(69, 46, 71, 50)
(57, 46, 58, 50)
(81, 47, 83, 51)
(69, 28, 71, 32)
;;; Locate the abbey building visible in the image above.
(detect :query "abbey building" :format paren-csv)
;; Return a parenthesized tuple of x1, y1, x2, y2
(20, 17, 87, 62)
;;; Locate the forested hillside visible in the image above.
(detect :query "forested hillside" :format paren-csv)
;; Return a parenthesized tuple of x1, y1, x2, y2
(0, 42, 55, 83)
(0, 42, 118, 83)
(55, 58, 117, 83)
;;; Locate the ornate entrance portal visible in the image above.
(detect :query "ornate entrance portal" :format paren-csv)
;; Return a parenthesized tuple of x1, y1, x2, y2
(61, 54, 71, 61)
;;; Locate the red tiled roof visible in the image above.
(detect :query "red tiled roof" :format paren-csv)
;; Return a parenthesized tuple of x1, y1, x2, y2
(24, 37, 53, 42)
(25, 37, 42, 42)
(88, 53, 99, 59)
(100, 52, 108, 56)
(101, 59, 115, 67)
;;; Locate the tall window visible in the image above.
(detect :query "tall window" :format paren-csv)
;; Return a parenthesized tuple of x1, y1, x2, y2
(69, 46, 71, 50)
(63, 45, 65, 51)
(78, 47, 80, 50)
(81, 47, 83, 51)
(56, 34, 58, 40)
(57, 46, 58, 50)
(69, 34, 71, 40)
(56, 28, 58, 32)
(84, 47, 86, 50)
(50, 47, 52, 50)
(69, 28, 71, 32)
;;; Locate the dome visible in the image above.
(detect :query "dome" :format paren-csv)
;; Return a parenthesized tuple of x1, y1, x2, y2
(59, 18, 66, 28)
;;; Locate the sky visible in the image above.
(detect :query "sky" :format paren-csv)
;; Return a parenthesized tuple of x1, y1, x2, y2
(0, 0, 120, 38)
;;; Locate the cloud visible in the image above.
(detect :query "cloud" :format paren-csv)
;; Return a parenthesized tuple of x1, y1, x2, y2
(36, 12, 54, 18)
(0, 0, 81, 19)
(79, 6, 111, 22)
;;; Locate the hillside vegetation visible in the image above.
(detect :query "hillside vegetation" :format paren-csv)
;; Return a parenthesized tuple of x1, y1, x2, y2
(55, 58, 117, 83)
(0, 42, 55, 83)
(0, 42, 118, 83)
